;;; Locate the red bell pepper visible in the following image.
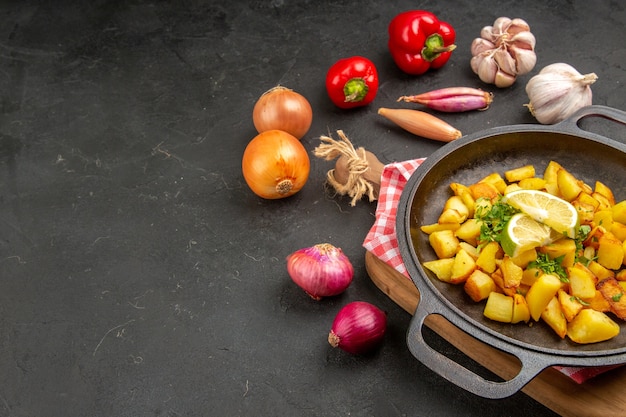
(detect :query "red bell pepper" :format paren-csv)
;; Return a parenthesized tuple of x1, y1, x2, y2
(388, 10, 456, 75)
(325, 56, 379, 109)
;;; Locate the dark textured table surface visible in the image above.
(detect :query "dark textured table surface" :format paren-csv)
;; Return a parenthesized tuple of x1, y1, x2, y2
(1, 1, 625, 416)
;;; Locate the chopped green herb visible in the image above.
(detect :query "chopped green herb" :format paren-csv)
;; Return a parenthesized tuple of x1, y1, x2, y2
(528, 253, 569, 282)
(577, 255, 594, 267)
(569, 295, 590, 306)
(475, 198, 519, 245)
(612, 293, 623, 302)
(574, 225, 592, 264)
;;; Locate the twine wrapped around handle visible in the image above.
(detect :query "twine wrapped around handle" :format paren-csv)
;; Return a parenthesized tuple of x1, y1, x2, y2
(314, 130, 383, 206)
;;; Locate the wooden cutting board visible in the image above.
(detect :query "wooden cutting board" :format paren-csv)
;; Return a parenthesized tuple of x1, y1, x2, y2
(365, 251, 626, 417)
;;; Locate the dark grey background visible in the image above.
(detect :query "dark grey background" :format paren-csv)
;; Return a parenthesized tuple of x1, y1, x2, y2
(1, 1, 624, 416)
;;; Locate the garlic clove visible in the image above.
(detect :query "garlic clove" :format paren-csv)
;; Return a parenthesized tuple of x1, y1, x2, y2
(480, 25, 495, 42)
(477, 53, 498, 84)
(492, 17, 512, 36)
(471, 38, 495, 56)
(470, 54, 483, 75)
(494, 48, 518, 76)
(494, 69, 516, 88)
(509, 45, 537, 75)
(510, 31, 536, 50)
(507, 18, 531, 35)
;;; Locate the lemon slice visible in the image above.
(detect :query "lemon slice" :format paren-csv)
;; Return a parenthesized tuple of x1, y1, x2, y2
(502, 189, 579, 238)
(500, 213, 558, 257)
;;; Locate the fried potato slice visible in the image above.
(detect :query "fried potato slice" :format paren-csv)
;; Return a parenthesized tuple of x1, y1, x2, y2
(597, 277, 626, 320)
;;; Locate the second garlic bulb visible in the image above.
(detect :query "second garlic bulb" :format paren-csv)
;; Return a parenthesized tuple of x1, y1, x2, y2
(470, 17, 537, 88)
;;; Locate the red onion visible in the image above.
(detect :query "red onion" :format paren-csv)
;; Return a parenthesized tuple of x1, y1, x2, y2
(328, 301, 387, 354)
(286, 243, 354, 300)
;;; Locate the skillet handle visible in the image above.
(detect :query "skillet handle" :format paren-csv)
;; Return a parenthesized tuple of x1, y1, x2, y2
(556, 105, 626, 140)
(407, 298, 554, 399)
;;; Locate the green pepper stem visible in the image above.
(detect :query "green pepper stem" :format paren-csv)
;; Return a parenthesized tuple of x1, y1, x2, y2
(422, 33, 456, 62)
(343, 78, 369, 103)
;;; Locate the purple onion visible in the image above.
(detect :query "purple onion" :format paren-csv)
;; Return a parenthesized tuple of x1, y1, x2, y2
(328, 301, 387, 354)
(286, 243, 354, 300)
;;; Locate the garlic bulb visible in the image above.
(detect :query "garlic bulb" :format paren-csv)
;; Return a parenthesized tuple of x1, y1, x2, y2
(470, 17, 537, 87)
(525, 63, 598, 124)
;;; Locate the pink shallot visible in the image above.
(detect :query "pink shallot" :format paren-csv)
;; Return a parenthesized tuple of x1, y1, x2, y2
(398, 87, 493, 112)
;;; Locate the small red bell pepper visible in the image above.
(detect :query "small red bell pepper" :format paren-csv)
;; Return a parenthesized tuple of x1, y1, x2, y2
(325, 56, 379, 109)
(388, 10, 456, 75)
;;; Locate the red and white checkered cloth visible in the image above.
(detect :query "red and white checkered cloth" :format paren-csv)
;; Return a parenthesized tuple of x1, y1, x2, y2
(363, 158, 425, 277)
(362, 159, 621, 384)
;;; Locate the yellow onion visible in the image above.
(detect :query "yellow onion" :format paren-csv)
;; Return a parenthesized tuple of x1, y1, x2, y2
(242, 130, 310, 199)
(328, 301, 387, 354)
(252, 86, 313, 139)
(286, 243, 354, 300)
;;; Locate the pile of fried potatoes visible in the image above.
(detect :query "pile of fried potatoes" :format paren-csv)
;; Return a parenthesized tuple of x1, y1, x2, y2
(420, 160, 626, 344)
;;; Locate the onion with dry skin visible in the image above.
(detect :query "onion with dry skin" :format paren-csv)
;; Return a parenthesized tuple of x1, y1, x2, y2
(286, 243, 354, 300)
(378, 107, 462, 142)
(252, 86, 313, 139)
(328, 301, 387, 354)
(242, 130, 310, 199)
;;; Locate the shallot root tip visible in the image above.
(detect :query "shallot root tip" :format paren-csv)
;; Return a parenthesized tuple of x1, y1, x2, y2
(313, 130, 377, 206)
(328, 331, 340, 348)
(479, 92, 495, 111)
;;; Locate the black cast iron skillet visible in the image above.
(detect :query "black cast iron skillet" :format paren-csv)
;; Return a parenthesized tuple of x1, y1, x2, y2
(396, 105, 626, 399)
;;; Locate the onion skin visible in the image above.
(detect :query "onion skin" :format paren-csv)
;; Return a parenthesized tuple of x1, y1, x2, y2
(242, 130, 310, 199)
(253, 86, 313, 139)
(286, 243, 354, 300)
(328, 301, 387, 354)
